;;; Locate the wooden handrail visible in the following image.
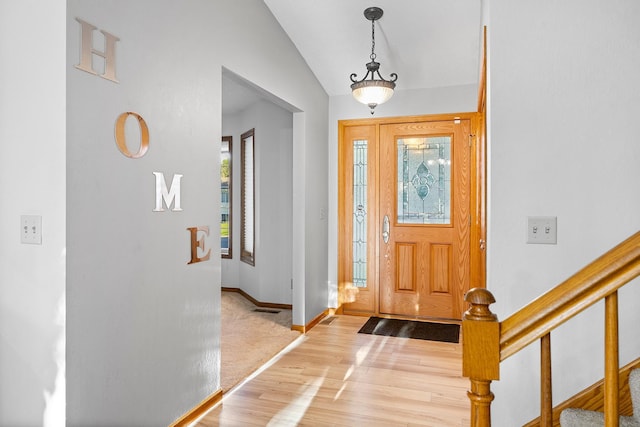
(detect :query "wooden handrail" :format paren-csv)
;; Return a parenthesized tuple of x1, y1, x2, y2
(499, 231, 640, 360)
(463, 230, 640, 427)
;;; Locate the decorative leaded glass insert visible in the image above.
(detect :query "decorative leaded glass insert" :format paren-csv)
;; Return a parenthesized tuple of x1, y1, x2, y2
(397, 136, 451, 224)
(352, 139, 368, 287)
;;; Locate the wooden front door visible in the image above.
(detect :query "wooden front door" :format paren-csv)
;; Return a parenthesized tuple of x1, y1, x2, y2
(378, 120, 471, 319)
(339, 115, 479, 320)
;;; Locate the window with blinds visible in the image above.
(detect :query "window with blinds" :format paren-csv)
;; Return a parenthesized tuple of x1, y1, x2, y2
(241, 129, 255, 265)
(221, 136, 232, 259)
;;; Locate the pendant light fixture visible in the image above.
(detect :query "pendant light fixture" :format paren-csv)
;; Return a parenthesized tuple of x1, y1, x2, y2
(350, 7, 398, 114)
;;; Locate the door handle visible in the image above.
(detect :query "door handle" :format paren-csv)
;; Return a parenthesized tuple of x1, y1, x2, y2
(382, 215, 390, 243)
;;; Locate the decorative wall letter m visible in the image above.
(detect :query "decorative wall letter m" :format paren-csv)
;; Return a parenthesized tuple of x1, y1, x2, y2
(153, 172, 183, 212)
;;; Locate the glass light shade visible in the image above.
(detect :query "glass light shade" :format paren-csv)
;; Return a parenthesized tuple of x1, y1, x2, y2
(351, 80, 395, 107)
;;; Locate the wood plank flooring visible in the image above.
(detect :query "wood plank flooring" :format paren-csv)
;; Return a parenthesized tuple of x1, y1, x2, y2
(196, 315, 469, 427)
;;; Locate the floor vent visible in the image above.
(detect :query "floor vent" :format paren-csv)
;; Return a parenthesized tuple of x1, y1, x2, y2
(253, 308, 281, 314)
(320, 316, 337, 325)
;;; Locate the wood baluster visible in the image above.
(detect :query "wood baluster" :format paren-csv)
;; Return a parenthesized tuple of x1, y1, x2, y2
(463, 288, 500, 427)
(468, 379, 494, 427)
(604, 291, 619, 427)
(540, 333, 553, 427)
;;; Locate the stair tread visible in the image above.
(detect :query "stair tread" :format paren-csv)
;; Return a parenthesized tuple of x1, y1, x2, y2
(560, 369, 640, 427)
(560, 408, 639, 427)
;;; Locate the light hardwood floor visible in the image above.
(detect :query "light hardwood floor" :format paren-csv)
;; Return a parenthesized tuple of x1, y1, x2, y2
(196, 315, 469, 426)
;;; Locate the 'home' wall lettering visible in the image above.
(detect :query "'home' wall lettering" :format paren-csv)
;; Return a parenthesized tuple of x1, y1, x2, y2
(75, 17, 211, 265)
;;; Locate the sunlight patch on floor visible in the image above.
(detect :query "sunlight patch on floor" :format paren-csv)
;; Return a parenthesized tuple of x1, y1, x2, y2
(334, 382, 348, 402)
(267, 375, 326, 426)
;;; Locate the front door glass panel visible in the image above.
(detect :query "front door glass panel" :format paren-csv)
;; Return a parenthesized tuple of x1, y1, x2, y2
(397, 136, 451, 224)
(352, 139, 368, 287)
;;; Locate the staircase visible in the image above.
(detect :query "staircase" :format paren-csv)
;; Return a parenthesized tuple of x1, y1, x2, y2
(560, 369, 640, 426)
(462, 231, 640, 426)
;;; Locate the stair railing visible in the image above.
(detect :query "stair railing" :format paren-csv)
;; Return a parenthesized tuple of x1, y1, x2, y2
(463, 231, 640, 427)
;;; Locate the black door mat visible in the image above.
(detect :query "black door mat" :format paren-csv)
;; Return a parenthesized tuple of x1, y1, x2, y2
(358, 316, 460, 343)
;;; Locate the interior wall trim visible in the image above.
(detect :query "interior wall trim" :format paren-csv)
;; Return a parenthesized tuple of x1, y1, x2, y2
(222, 287, 292, 310)
(169, 389, 223, 427)
(292, 308, 330, 333)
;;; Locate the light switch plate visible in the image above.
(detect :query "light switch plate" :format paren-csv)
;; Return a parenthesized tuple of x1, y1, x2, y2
(21, 215, 42, 245)
(527, 216, 557, 244)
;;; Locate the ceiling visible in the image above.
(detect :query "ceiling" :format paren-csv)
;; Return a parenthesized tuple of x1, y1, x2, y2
(223, 1, 482, 114)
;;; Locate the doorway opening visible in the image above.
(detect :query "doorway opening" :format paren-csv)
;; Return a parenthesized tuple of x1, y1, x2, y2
(221, 68, 300, 391)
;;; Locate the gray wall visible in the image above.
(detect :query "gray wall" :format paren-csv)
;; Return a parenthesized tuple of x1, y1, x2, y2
(65, 1, 328, 424)
(66, 2, 221, 425)
(1, 0, 328, 425)
(0, 2, 66, 425)
(222, 99, 294, 305)
(487, 0, 640, 424)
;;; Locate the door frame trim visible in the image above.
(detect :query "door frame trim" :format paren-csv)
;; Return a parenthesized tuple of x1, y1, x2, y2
(337, 112, 487, 317)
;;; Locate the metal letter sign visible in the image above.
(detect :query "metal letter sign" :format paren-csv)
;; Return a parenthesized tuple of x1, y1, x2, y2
(115, 112, 150, 158)
(153, 172, 183, 212)
(75, 18, 120, 83)
(187, 226, 211, 264)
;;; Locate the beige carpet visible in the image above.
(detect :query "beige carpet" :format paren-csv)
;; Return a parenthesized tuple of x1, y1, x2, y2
(220, 291, 302, 392)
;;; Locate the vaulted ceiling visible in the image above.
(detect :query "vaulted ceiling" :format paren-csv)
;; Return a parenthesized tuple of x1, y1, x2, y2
(264, 0, 483, 96)
(223, 1, 483, 114)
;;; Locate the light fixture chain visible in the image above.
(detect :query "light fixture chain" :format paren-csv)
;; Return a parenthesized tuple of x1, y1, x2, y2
(370, 17, 376, 61)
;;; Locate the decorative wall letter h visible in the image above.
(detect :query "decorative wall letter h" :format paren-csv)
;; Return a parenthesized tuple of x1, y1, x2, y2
(75, 17, 120, 83)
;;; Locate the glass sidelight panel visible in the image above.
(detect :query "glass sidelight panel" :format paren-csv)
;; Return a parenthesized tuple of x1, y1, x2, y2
(397, 136, 451, 224)
(352, 139, 368, 287)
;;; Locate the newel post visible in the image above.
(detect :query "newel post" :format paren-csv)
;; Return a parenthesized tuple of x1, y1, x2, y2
(463, 288, 500, 427)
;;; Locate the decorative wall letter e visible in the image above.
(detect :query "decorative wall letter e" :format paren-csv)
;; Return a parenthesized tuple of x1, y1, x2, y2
(187, 226, 211, 264)
(153, 172, 183, 212)
(75, 18, 120, 83)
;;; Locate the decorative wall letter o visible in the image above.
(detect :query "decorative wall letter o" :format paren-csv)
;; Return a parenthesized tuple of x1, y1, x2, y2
(114, 112, 150, 158)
